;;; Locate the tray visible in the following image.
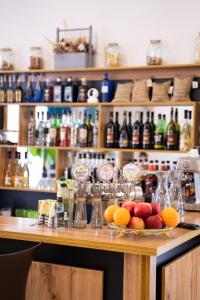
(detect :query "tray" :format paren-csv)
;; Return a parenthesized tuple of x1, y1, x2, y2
(108, 223, 175, 238)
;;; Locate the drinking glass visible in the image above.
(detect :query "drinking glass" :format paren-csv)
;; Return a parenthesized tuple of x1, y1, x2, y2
(74, 197, 87, 228)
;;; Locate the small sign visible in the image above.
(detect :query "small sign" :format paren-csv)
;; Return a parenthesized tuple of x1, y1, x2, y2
(72, 163, 89, 182)
(122, 163, 140, 182)
(98, 163, 114, 182)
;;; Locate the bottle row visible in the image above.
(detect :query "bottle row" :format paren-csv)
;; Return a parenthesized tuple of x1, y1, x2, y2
(27, 110, 99, 148)
(0, 73, 114, 104)
(105, 108, 193, 151)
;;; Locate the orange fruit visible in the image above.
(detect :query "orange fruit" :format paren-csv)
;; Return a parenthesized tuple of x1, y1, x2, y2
(160, 207, 180, 227)
(113, 207, 131, 226)
(104, 205, 119, 222)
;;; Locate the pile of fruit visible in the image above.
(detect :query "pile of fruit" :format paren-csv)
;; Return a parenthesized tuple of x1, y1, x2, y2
(104, 202, 180, 229)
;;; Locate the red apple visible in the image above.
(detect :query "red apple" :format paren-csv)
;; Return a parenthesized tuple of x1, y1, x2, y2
(145, 214, 163, 229)
(134, 203, 152, 219)
(127, 216, 145, 229)
(121, 201, 136, 215)
(151, 202, 161, 215)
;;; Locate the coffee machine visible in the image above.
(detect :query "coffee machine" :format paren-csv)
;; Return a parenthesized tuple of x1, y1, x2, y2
(176, 156, 200, 211)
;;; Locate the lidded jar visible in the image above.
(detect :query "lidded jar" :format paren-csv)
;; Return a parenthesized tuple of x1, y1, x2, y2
(0, 48, 14, 70)
(28, 47, 43, 69)
(147, 40, 163, 65)
(105, 43, 120, 67)
(194, 32, 200, 63)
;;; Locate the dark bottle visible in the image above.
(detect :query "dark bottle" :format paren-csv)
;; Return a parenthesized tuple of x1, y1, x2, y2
(132, 111, 142, 149)
(88, 114, 93, 147)
(166, 107, 177, 150)
(105, 111, 115, 148)
(77, 78, 88, 102)
(15, 75, 23, 103)
(114, 111, 120, 148)
(145, 173, 158, 202)
(128, 111, 132, 148)
(78, 113, 89, 147)
(63, 77, 73, 102)
(150, 111, 156, 147)
(143, 111, 152, 149)
(119, 111, 129, 149)
(101, 73, 111, 102)
(154, 114, 164, 150)
(139, 112, 144, 143)
(53, 77, 63, 103)
(24, 76, 33, 103)
(43, 78, 53, 102)
(175, 108, 180, 150)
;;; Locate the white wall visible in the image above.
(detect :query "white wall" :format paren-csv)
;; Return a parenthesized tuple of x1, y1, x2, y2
(1, 0, 200, 69)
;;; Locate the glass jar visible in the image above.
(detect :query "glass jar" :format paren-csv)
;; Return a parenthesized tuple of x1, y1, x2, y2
(105, 43, 120, 67)
(147, 40, 163, 65)
(194, 33, 200, 63)
(0, 48, 14, 70)
(28, 47, 43, 70)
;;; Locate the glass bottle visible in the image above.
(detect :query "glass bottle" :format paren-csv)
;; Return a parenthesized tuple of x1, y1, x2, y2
(15, 75, 23, 103)
(180, 110, 192, 151)
(194, 32, 200, 63)
(119, 111, 129, 149)
(139, 112, 144, 144)
(49, 115, 57, 146)
(105, 111, 115, 148)
(27, 110, 35, 146)
(77, 78, 88, 102)
(132, 111, 141, 149)
(150, 111, 156, 148)
(53, 77, 63, 102)
(43, 78, 52, 102)
(6, 76, 14, 103)
(63, 77, 73, 102)
(90, 198, 102, 228)
(154, 114, 164, 150)
(143, 111, 152, 149)
(78, 113, 89, 147)
(0, 76, 5, 103)
(38, 111, 45, 146)
(93, 111, 99, 148)
(175, 108, 180, 150)
(4, 151, 13, 186)
(147, 40, 163, 65)
(128, 111, 132, 148)
(101, 73, 111, 102)
(33, 76, 43, 103)
(14, 152, 23, 187)
(88, 114, 93, 147)
(22, 152, 29, 187)
(114, 111, 120, 148)
(166, 107, 177, 150)
(24, 76, 33, 103)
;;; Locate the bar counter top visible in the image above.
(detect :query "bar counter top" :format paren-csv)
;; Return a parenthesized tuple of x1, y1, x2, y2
(0, 212, 199, 256)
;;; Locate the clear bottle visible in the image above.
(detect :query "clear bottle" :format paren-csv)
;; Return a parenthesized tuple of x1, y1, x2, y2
(180, 110, 192, 151)
(27, 110, 35, 146)
(147, 40, 163, 65)
(14, 152, 23, 187)
(6, 76, 14, 103)
(22, 152, 29, 187)
(0, 76, 5, 103)
(4, 151, 13, 186)
(38, 111, 45, 146)
(15, 75, 23, 103)
(93, 111, 99, 148)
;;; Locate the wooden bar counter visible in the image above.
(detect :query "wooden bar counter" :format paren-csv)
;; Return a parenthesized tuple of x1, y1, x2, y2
(0, 212, 199, 300)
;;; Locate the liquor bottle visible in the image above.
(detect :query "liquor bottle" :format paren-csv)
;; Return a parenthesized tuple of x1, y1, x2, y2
(154, 114, 164, 150)
(162, 114, 167, 147)
(14, 76, 22, 103)
(77, 78, 88, 102)
(93, 111, 99, 147)
(63, 77, 73, 102)
(188, 110, 192, 136)
(55, 114, 62, 146)
(150, 112, 156, 147)
(119, 111, 129, 149)
(105, 111, 115, 148)
(166, 107, 177, 150)
(60, 116, 67, 147)
(0, 76, 5, 103)
(38, 111, 45, 146)
(53, 77, 63, 102)
(128, 111, 132, 147)
(70, 111, 79, 147)
(114, 111, 120, 148)
(27, 110, 35, 146)
(22, 152, 29, 187)
(33, 76, 43, 103)
(49, 114, 57, 146)
(180, 110, 192, 151)
(24, 76, 33, 103)
(6, 76, 14, 103)
(143, 111, 152, 150)
(101, 73, 111, 102)
(65, 111, 72, 147)
(88, 114, 94, 147)
(139, 112, 144, 143)
(4, 151, 13, 186)
(44, 112, 51, 146)
(175, 108, 180, 150)
(13, 152, 23, 187)
(132, 111, 142, 149)
(43, 78, 53, 102)
(78, 113, 89, 147)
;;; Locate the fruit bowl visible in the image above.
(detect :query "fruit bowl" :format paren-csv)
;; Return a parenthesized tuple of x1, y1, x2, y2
(108, 222, 175, 238)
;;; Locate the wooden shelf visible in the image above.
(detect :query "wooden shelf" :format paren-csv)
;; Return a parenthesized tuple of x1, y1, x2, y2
(0, 186, 56, 193)
(0, 63, 200, 74)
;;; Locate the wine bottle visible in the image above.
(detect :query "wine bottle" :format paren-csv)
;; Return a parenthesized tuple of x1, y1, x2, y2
(175, 108, 180, 150)
(143, 111, 152, 149)
(154, 114, 164, 150)
(105, 111, 115, 148)
(139, 111, 144, 144)
(150, 111, 156, 147)
(119, 111, 129, 149)
(78, 113, 89, 147)
(77, 78, 88, 102)
(15, 75, 23, 103)
(0, 76, 5, 103)
(128, 111, 132, 148)
(166, 107, 177, 150)
(93, 111, 99, 148)
(114, 111, 120, 148)
(132, 111, 142, 149)
(88, 114, 94, 147)
(180, 110, 192, 151)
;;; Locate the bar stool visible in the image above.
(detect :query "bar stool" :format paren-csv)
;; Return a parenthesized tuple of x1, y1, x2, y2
(0, 242, 41, 300)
